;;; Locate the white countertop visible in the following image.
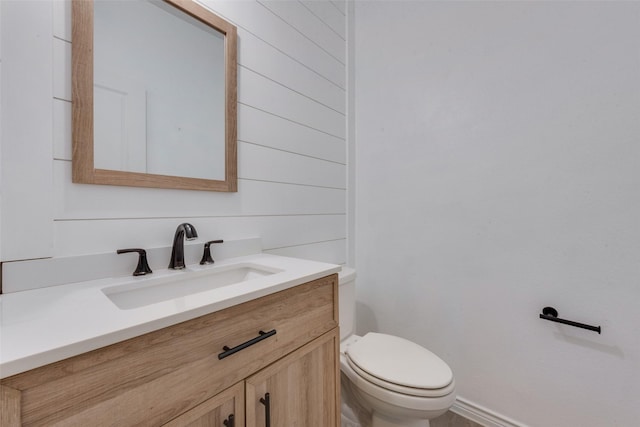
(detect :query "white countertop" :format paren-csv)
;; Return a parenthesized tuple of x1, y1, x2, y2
(0, 254, 340, 379)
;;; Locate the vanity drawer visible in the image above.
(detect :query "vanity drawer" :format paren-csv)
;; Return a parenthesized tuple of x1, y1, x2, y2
(1, 274, 338, 426)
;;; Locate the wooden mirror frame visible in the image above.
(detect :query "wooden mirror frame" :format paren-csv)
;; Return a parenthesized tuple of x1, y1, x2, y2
(72, 0, 237, 192)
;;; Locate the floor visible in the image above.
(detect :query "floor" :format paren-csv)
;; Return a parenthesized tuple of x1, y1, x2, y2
(431, 411, 483, 427)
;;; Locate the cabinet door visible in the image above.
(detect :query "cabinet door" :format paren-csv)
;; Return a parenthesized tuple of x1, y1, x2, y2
(163, 382, 244, 427)
(246, 329, 340, 427)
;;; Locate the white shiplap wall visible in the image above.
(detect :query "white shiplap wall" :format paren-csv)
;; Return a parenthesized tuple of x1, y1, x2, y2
(0, 1, 54, 262)
(0, 0, 346, 283)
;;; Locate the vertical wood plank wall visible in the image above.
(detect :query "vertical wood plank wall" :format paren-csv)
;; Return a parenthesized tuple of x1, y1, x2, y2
(1, 0, 346, 265)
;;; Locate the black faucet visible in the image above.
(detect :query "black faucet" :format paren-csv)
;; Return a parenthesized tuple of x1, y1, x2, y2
(117, 248, 153, 276)
(169, 223, 198, 269)
(200, 240, 224, 265)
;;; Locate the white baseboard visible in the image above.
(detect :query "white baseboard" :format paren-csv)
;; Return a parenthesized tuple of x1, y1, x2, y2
(451, 397, 528, 427)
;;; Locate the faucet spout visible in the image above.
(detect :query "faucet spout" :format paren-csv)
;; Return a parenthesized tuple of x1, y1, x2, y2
(169, 223, 198, 269)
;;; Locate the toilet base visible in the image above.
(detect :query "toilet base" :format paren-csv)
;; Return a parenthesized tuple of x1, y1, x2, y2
(372, 412, 429, 427)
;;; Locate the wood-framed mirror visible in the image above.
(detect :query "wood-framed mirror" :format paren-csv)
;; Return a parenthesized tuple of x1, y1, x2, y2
(72, 0, 237, 192)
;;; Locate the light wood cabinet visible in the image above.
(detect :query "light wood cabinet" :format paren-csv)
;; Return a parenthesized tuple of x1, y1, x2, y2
(246, 329, 340, 427)
(163, 382, 244, 427)
(0, 274, 339, 426)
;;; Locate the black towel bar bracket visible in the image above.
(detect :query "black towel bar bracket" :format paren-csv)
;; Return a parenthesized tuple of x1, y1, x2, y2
(539, 306, 601, 334)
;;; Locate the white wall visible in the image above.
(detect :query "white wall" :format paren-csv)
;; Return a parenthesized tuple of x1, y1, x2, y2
(0, 1, 346, 285)
(354, 2, 640, 426)
(0, 1, 53, 262)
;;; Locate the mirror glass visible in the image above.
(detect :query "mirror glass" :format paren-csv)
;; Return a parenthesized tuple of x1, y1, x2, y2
(72, 0, 237, 191)
(94, 0, 225, 180)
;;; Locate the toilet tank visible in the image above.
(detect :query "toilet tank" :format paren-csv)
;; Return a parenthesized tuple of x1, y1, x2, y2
(338, 267, 357, 340)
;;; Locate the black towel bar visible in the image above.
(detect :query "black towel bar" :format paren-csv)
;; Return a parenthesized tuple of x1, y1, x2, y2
(539, 306, 601, 334)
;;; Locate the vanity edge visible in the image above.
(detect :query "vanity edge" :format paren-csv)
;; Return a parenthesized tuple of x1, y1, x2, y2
(0, 254, 341, 378)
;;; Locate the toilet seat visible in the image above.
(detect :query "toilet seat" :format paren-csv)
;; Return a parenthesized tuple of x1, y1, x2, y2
(340, 353, 456, 414)
(345, 333, 454, 398)
(347, 357, 455, 398)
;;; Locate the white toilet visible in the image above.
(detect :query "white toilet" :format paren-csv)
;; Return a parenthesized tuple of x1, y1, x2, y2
(339, 268, 456, 427)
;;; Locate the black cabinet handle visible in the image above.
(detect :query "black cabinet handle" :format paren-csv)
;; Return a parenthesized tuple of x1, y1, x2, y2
(223, 414, 234, 427)
(218, 329, 277, 360)
(260, 393, 271, 427)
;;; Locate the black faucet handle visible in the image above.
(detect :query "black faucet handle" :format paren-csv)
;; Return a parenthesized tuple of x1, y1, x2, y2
(200, 240, 224, 265)
(117, 248, 153, 276)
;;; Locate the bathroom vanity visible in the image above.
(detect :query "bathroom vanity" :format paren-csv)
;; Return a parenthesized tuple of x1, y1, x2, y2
(0, 255, 340, 426)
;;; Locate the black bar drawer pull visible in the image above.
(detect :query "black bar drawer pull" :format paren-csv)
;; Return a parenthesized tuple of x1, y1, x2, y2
(218, 329, 277, 360)
(539, 306, 601, 334)
(260, 393, 271, 427)
(223, 414, 234, 427)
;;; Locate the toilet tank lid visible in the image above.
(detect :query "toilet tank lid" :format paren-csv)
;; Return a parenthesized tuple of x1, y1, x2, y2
(346, 332, 453, 390)
(339, 267, 356, 285)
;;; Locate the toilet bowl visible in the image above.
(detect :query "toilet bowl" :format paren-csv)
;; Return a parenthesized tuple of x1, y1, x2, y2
(339, 268, 455, 427)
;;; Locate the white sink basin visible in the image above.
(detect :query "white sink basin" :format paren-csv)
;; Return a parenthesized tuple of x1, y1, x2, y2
(102, 263, 282, 310)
